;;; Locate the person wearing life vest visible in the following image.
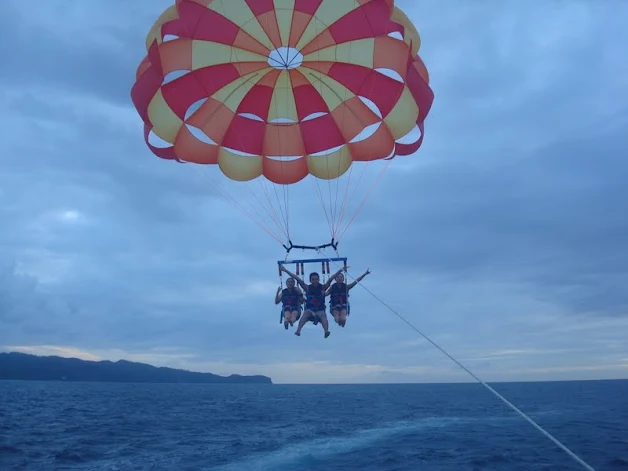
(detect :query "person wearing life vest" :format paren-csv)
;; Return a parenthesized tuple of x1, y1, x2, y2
(325, 269, 371, 327)
(279, 265, 345, 338)
(275, 277, 304, 330)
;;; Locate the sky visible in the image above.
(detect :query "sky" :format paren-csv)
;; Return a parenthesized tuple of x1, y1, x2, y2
(1, 0, 627, 384)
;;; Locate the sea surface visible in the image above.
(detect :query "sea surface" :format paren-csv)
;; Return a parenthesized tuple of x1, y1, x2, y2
(0, 380, 626, 471)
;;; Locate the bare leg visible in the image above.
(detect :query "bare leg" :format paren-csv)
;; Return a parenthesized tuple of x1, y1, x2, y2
(295, 311, 312, 336)
(339, 308, 347, 327)
(318, 312, 330, 338)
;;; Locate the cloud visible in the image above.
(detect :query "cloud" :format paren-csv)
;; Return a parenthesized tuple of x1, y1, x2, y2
(1, 0, 627, 383)
(358, 124, 628, 316)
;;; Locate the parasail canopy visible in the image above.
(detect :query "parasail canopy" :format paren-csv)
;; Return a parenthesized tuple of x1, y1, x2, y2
(131, 0, 434, 251)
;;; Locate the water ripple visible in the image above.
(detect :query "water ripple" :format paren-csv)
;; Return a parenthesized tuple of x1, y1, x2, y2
(0, 380, 626, 471)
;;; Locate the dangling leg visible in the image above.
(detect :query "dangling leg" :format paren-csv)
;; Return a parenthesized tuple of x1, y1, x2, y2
(295, 310, 312, 336)
(317, 311, 331, 338)
(338, 307, 348, 327)
(289, 310, 298, 327)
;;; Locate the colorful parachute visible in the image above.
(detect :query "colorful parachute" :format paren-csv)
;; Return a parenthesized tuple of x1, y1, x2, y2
(131, 0, 434, 250)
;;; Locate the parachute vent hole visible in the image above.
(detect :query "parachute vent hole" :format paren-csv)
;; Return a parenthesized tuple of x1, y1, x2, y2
(267, 47, 303, 70)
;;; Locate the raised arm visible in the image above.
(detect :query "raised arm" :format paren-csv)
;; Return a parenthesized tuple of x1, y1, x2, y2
(323, 267, 346, 290)
(279, 265, 308, 290)
(347, 268, 371, 290)
(274, 286, 282, 304)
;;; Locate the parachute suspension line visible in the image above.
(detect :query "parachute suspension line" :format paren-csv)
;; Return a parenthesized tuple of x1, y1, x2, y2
(335, 161, 372, 239)
(337, 159, 392, 242)
(277, 181, 289, 237)
(267, 179, 289, 240)
(258, 180, 282, 231)
(185, 164, 285, 247)
(283, 183, 290, 239)
(334, 164, 357, 240)
(236, 183, 287, 243)
(314, 177, 335, 240)
(276, 183, 289, 238)
(242, 180, 288, 240)
(193, 169, 285, 245)
(317, 250, 596, 471)
(251, 177, 289, 242)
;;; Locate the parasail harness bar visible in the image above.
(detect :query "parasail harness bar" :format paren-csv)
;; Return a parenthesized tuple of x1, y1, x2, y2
(282, 238, 338, 254)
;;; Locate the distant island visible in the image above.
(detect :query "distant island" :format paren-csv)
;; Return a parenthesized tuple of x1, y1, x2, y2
(0, 352, 272, 384)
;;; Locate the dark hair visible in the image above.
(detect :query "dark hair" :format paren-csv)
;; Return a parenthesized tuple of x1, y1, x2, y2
(309, 272, 319, 281)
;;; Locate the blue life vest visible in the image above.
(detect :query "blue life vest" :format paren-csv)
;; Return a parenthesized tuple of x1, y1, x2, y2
(282, 287, 299, 309)
(329, 282, 348, 306)
(305, 283, 325, 311)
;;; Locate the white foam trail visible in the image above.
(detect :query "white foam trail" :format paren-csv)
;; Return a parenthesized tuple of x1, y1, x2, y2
(207, 417, 467, 471)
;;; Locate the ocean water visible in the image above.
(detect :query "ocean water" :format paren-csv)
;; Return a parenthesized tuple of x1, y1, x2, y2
(0, 380, 626, 471)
